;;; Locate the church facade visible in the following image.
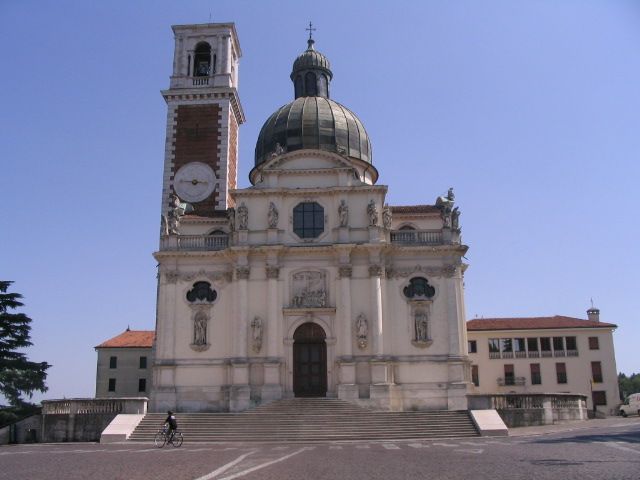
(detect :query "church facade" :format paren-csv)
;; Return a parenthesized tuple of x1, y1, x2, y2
(150, 23, 470, 413)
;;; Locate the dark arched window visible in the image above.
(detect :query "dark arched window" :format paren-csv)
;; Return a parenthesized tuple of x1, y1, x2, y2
(399, 225, 416, 231)
(403, 277, 435, 299)
(193, 42, 212, 77)
(304, 72, 317, 96)
(186, 281, 217, 303)
(294, 76, 303, 98)
(293, 202, 324, 238)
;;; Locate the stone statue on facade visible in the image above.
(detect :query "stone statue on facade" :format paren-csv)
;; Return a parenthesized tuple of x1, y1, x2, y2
(355, 313, 368, 349)
(268, 202, 279, 229)
(193, 310, 208, 346)
(237, 202, 248, 230)
(436, 187, 455, 229)
(250, 316, 263, 353)
(272, 142, 286, 157)
(382, 204, 392, 229)
(451, 206, 460, 231)
(228, 207, 236, 232)
(338, 200, 349, 227)
(166, 192, 185, 235)
(415, 311, 429, 342)
(367, 200, 379, 227)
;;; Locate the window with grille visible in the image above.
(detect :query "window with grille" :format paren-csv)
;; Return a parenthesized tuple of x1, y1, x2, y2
(591, 361, 603, 383)
(592, 391, 607, 405)
(468, 340, 477, 354)
(472, 365, 479, 386)
(530, 363, 541, 385)
(589, 337, 600, 350)
(139, 356, 147, 369)
(293, 202, 324, 238)
(109, 356, 117, 369)
(108, 378, 116, 392)
(138, 378, 147, 392)
(556, 363, 567, 384)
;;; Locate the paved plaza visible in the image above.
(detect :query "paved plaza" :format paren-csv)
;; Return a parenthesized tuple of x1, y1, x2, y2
(1, 419, 639, 480)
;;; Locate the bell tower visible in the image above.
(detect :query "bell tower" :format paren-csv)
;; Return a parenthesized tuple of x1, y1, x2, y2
(160, 23, 245, 219)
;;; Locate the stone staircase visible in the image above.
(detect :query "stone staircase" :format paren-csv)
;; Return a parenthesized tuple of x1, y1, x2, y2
(128, 398, 479, 443)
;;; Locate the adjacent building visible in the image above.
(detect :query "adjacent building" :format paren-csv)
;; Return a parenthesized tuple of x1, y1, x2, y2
(467, 308, 620, 414)
(95, 329, 154, 397)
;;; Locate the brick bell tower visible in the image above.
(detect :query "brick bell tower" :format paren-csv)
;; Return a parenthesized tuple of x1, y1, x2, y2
(160, 23, 245, 220)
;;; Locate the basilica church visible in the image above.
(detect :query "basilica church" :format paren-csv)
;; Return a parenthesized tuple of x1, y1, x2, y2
(150, 22, 470, 413)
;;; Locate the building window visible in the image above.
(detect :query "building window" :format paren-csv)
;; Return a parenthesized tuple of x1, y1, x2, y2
(488, 338, 500, 359)
(403, 277, 435, 299)
(138, 378, 147, 392)
(293, 202, 324, 238)
(530, 363, 541, 385)
(591, 361, 603, 383)
(471, 365, 479, 386)
(553, 337, 565, 356)
(527, 337, 539, 357)
(500, 338, 513, 358)
(186, 281, 217, 303)
(139, 356, 147, 369)
(556, 363, 567, 384)
(504, 364, 515, 386)
(592, 391, 607, 406)
(108, 378, 116, 392)
(540, 337, 552, 357)
(589, 337, 600, 350)
(109, 356, 117, 369)
(468, 340, 477, 354)
(514, 338, 526, 358)
(565, 336, 578, 356)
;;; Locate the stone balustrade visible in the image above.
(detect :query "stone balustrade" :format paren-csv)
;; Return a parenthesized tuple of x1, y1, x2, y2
(390, 230, 443, 245)
(468, 393, 588, 427)
(42, 397, 148, 415)
(160, 234, 229, 251)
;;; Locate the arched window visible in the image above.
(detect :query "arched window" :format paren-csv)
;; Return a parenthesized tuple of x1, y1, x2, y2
(193, 42, 212, 77)
(399, 225, 416, 231)
(293, 202, 324, 238)
(317, 74, 328, 97)
(294, 75, 303, 98)
(304, 72, 317, 96)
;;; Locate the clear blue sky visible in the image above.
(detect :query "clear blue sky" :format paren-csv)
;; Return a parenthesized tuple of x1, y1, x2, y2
(1, 0, 639, 402)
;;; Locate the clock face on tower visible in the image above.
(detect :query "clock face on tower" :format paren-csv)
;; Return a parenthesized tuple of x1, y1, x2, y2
(173, 162, 217, 203)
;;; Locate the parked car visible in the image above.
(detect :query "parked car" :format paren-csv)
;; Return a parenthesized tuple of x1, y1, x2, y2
(619, 393, 640, 417)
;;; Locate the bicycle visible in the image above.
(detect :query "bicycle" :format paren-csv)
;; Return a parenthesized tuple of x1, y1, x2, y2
(154, 425, 183, 448)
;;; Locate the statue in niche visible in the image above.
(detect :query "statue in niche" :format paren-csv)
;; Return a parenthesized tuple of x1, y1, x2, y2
(367, 200, 379, 227)
(237, 202, 248, 230)
(415, 310, 429, 342)
(451, 207, 460, 230)
(338, 200, 349, 227)
(382, 204, 392, 229)
(291, 271, 327, 308)
(436, 187, 455, 229)
(193, 310, 208, 346)
(250, 316, 263, 353)
(355, 313, 368, 349)
(268, 202, 279, 228)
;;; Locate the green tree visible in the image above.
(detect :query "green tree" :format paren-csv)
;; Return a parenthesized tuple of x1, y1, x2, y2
(0, 281, 50, 406)
(618, 372, 640, 400)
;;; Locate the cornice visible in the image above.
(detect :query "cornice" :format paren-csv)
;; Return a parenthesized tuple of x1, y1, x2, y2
(162, 88, 245, 124)
(230, 184, 387, 197)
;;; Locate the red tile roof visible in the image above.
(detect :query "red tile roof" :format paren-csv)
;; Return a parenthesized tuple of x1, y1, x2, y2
(466, 316, 617, 331)
(95, 330, 155, 348)
(391, 205, 440, 214)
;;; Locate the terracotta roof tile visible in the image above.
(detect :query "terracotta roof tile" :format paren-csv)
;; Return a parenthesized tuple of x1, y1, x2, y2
(95, 330, 155, 348)
(391, 205, 440, 214)
(466, 316, 617, 331)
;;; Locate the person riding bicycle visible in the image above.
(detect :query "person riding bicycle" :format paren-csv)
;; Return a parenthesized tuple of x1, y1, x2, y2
(164, 410, 177, 441)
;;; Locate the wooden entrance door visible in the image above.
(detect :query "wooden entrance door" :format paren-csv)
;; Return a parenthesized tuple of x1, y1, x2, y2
(293, 323, 327, 397)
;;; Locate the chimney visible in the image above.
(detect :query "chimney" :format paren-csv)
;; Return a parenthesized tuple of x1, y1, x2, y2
(587, 307, 600, 322)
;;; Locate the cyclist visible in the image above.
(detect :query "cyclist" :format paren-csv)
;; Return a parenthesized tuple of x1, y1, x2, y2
(164, 410, 178, 442)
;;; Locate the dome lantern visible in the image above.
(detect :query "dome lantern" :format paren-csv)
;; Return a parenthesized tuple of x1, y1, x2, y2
(290, 26, 333, 99)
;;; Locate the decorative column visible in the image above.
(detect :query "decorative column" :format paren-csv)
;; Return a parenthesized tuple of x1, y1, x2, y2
(262, 264, 282, 401)
(337, 264, 357, 400)
(230, 263, 250, 412)
(369, 264, 384, 358)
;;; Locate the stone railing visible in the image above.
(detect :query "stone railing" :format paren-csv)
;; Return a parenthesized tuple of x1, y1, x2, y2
(160, 234, 229, 252)
(468, 393, 588, 427)
(42, 397, 148, 415)
(390, 230, 442, 245)
(497, 376, 526, 387)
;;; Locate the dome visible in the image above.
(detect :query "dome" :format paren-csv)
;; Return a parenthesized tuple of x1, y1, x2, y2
(254, 96, 372, 167)
(291, 39, 332, 80)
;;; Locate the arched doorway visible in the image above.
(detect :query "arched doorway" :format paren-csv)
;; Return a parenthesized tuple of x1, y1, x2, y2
(293, 322, 327, 397)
